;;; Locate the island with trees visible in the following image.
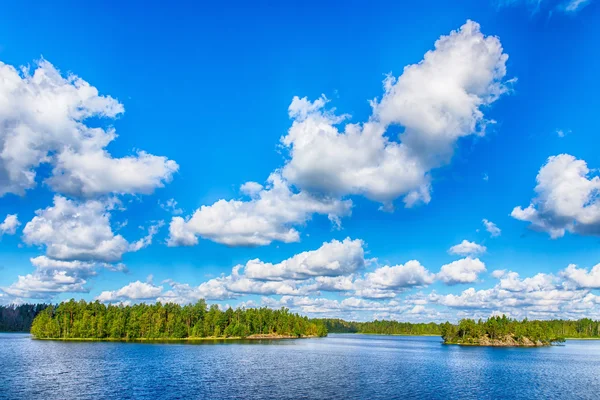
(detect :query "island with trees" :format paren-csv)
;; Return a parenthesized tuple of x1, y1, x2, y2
(439, 316, 567, 346)
(28, 300, 327, 340)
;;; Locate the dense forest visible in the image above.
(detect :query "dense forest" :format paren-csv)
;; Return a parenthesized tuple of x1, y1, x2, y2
(0, 304, 48, 332)
(30, 299, 327, 340)
(316, 318, 441, 335)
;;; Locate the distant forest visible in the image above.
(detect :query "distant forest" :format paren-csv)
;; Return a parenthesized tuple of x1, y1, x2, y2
(0, 304, 48, 332)
(315, 317, 600, 340)
(3, 303, 600, 342)
(315, 318, 441, 335)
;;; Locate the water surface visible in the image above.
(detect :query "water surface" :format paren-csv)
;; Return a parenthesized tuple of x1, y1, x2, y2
(1, 333, 598, 399)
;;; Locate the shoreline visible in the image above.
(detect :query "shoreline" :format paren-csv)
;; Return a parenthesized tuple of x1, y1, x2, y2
(32, 334, 319, 342)
(344, 332, 441, 337)
(443, 342, 550, 348)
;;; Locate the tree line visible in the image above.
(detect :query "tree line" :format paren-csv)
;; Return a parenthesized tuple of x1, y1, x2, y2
(317, 316, 600, 341)
(314, 318, 441, 335)
(4, 302, 600, 342)
(30, 299, 327, 340)
(0, 304, 49, 332)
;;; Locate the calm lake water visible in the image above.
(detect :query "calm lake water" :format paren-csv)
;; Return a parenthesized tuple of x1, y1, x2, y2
(1, 333, 599, 399)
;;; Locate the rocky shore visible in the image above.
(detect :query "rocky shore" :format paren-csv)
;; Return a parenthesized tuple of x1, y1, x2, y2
(444, 334, 550, 347)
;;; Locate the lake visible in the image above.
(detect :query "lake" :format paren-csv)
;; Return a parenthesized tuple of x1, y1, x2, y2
(1, 333, 598, 399)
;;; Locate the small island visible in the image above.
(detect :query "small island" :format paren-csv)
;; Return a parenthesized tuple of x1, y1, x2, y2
(439, 316, 566, 347)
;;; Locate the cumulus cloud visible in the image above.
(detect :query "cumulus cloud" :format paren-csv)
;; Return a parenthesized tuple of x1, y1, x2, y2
(165, 20, 510, 247)
(491, 269, 507, 279)
(30, 255, 96, 276)
(48, 150, 178, 197)
(429, 268, 600, 320)
(157, 273, 307, 303)
(167, 173, 351, 247)
(23, 196, 128, 262)
(437, 257, 487, 285)
(309, 275, 357, 292)
(511, 154, 600, 238)
(243, 238, 365, 280)
(482, 219, 501, 237)
(22, 196, 155, 262)
(1, 255, 125, 300)
(95, 238, 434, 304)
(350, 261, 436, 298)
(498, 271, 557, 292)
(264, 295, 410, 316)
(281, 20, 509, 208)
(97, 279, 163, 303)
(2, 270, 88, 299)
(0, 58, 177, 197)
(561, 263, 600, 289)
(448, 240, 487, 256)
(0, 214, 20, 236)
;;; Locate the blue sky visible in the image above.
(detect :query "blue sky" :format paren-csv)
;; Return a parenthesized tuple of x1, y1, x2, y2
(0, 0, 599, 321)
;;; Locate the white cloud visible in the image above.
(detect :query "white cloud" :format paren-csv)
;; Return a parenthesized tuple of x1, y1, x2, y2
(159, 280, 234, 303)
(561, 263, 600, 288)
(491, 269, 507, 279)
(437, 257, 487, 285)
(102, 238, 433, 303)
(355, 261, 435, 297)
(97, 279, 163, 303)
(155, 263, 315, 303)
(30, 256, 96, 276)
(128, 221, 165, 252)
(281, 20, 509, 208)
(159, 198, 183, 215)
(22, 196, 152, 262)
(2, 270, 88, 298)
(240, 181, 263, 197)
(264, 295, 409, 316)
(482, 219, 501, 237)
(497, 271, 557, 292)
(563, 0, 591, 12)
(0, 58, 177, 197)
(243, 238, 365, 280)
(448, 240, 487, 256)
(48, 149, 178, 197)
(511, 154, 600, 238)
(167, 173, 351, 247)
(157, 275, 307, 303)
(1, 255, 126, 300)
(165, 20, 509, 247)
(429, 268, 600, 320)
(310, 275, 357, 292)
(0, 214, 20, 236)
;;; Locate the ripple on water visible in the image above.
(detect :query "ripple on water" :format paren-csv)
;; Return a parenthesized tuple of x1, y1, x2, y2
(1, 334, 599, 400)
